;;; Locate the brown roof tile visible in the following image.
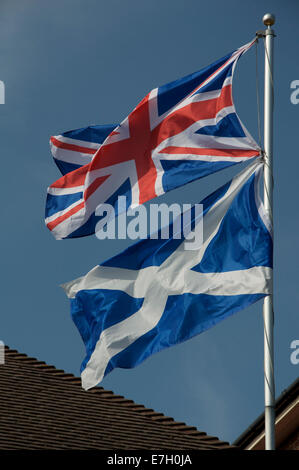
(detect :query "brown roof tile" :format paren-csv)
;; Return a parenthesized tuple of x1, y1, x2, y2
(0, 346, 234, 450)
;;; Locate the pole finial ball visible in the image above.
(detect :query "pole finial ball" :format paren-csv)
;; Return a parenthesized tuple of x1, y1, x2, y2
(263, 13, 275, 26)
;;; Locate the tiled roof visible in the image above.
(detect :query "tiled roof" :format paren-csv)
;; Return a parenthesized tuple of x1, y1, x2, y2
(0, 346, 234, 450)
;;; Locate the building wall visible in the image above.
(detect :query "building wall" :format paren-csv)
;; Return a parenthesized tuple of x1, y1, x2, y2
(279, 428, 299, 450)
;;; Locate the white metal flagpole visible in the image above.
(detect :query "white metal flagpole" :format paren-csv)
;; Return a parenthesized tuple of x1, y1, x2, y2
(262, 12, 275, 451)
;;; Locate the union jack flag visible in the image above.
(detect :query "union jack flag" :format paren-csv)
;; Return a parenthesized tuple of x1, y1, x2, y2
(45, 39, 260, 239)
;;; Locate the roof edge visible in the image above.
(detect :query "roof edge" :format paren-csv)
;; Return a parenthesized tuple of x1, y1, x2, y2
(4, 345, 233, 448)
(234, 377, 299, 448)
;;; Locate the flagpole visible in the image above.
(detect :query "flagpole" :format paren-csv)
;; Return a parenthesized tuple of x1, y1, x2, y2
(262, 12, 275, 451)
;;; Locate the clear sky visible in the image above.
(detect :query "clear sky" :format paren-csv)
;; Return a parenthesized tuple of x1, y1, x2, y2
(0, 0, 298, 444)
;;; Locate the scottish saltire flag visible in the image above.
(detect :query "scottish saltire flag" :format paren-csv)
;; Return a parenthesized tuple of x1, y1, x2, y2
(62, 158, 272, 390)
(46, 39, 260, 240)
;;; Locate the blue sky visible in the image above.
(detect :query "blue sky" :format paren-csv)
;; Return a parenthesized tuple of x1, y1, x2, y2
(0, 0, 298, 444)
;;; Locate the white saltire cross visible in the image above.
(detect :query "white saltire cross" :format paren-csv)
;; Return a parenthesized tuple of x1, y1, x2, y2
(63, 157, 272, 389)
